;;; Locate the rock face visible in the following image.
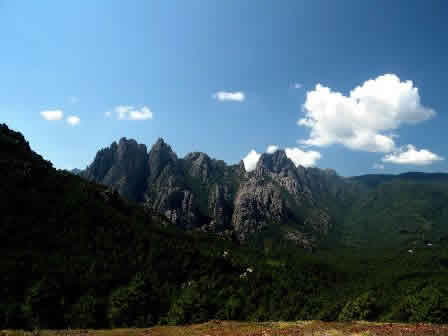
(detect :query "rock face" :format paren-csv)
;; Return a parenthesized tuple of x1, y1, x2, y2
(82, 138, 148, 202)
(82, 138, 357, 247)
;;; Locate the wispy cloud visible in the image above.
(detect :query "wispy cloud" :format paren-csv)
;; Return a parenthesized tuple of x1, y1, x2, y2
(69, 96, 79, 104)
(292, 82, 303, 89)
(66, 115, 80, 126)
(40, 109, 64, 121)
(212, 91, 245, 102)
(298, 74, 435, 153)
(382, 145, 444, 165)
(373, 163, 385, 170)
(113, 105, 153, 120)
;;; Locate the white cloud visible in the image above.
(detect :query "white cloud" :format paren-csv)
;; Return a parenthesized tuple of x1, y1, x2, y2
(105, 111, 112, 118)
(40, 109, 64, 121)
(292, 83, 303, 89)
(114, 105, 153, 120)
(298, 74, 435, 152)
(69, 96, 79, 104)
(266, 145, 279, 154)
(382, 145, 444, 165)
(243, 146, 321, 171)
(285, 147, 321, 168)
(243, 149, 261, 172)
(66, 115, 80, 126)
(212, 91, 245, 102)
(373, 163, 385, 170)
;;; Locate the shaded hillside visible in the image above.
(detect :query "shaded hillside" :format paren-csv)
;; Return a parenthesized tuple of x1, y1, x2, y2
(342, 173, 448, 248)
(0, 123, 354, 328)
(2, 124, 448, 329)
(350, 172, 448, 188)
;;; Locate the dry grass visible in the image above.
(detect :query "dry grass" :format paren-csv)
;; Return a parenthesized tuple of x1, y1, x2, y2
(2, 321, 448, 336)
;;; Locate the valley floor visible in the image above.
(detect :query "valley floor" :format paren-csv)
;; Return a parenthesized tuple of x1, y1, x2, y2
(3, 321, 448, 336)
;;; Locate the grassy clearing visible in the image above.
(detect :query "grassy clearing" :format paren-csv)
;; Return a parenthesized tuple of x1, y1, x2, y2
(2, 320, 448, 336)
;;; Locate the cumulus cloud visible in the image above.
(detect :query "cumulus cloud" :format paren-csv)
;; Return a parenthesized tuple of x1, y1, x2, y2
(66, 115, 80, 126)
(373, 163, 385, 170)
(266, 145, 279, 154)
(114, 105, 153, 120)
(40, 109, 64, 121)
(243, 145, 321, 171)
(212, 91, 245, 102)
(382, 145, 444, 165)
(243, 149, 261, 172)
(285, 147, 321, 168)
(298, 74, 435, 153)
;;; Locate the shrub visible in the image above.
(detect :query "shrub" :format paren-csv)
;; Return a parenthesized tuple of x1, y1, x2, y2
(338, 291, 378, 321)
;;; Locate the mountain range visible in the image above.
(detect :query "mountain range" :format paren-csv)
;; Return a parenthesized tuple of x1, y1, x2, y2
(78, 137, 448, 249)
(2, 123, 448, 328)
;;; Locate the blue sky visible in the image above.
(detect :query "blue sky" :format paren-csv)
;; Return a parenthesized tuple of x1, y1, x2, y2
(1, 0, 447, 176)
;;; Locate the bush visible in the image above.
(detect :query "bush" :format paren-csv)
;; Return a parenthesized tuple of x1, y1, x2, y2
(107, 273, 154, 327)
(338, 291, 378, 321)
(401, 285, 448, 323)
(167, 281, 208, 325)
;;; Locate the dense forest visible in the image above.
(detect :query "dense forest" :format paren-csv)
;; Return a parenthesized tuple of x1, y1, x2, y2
(1, 123, 448, 329)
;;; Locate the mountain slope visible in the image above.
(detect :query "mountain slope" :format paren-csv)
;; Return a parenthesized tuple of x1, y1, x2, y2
(3, 123, 448, 328)
(0, 123, 353, 328)
(341, 174, 448, 248)
(82, 139, 355, 247)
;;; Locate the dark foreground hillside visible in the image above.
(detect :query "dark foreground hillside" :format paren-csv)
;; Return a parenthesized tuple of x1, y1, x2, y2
(1, 124, 448, 330)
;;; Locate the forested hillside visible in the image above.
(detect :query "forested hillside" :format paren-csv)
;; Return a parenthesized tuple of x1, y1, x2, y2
(2, 124, 448, 329)
(341, 174, 448, 248)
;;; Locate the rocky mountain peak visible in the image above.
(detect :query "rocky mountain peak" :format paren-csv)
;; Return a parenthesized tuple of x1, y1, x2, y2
(255, 150, 296, 175)
(148, 138, 179, 183)
(184, 151, 210, 163)
(184, 152, 212, 180)
(149, 138, 176, 160)
(82, 138, 149, 202)
(118, 137, 137, 147)
(117, 137, 147, 159)
(152, 137, 169, 149)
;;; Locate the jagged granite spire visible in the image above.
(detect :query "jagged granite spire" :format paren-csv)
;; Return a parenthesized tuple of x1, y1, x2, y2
(147, 137, 178, 183)
(82, 138, 148, 202)
(255, 150, 296, 175)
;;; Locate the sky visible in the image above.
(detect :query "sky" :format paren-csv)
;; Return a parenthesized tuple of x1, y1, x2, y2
(1, 0, 447, 176)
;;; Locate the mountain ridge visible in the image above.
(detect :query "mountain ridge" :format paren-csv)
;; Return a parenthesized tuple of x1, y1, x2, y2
(80, 137, 359, 247)
(80, 136, 448, 249)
